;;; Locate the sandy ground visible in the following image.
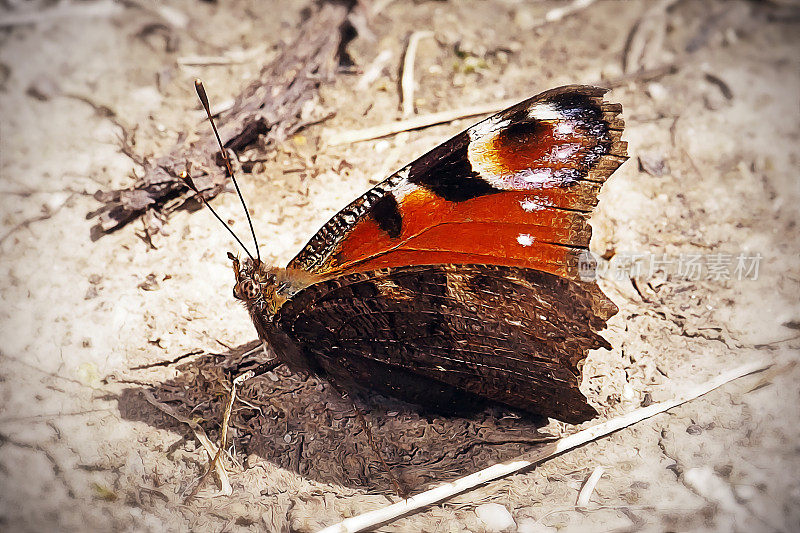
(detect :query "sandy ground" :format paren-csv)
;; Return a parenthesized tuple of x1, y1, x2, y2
(1, 0, 799, 531)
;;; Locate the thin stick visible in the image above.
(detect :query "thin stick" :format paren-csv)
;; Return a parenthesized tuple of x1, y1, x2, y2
(0, 196, 72, 246)
(185, 359, 282, 501)
(316, 360, 770, 533)
(545, 0, 597, 23)
(400, 31, 433, 117)
(576, 466, 605, 508)
(179, 56, 239, 66)
(129, 349, 204, 370)
(325, 65, 678, 146)
(180, 45, 269, 68)
(353, 401, 408, 499)
(356, 49, 392, 91)
(326, 98, 521, 145)
(140, 390, 231, 497)
(192, 102, 234, 126)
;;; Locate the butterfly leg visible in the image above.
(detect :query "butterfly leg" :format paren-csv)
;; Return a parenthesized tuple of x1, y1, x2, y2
(222, 357, 282, 454)
(240, 358, 282, 380)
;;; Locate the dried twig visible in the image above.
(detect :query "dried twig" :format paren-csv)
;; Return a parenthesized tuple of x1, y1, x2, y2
(178, 45, 271, 68)
(91, 1, 358, 236)
(623, 0, 678, 74)
(326, 64, 678, 146)
(316, 360, 771, 533)
(182, 372, 245, 501)
(0, 408, 115, 424)
(180, 359, 284, 501)
(576, 466, 605, 508)
(140, 389, 232, 497)
(129, 349, 204, 370)
(0, 194, 74, 246)
(545, 0, 597, 23)
(1, 211, 57, 246)
(178, 56, 239, 67)
(356, 49, 392, 91)
(400, 31, 433, 117)
(121, 0, 190, 28)
(326, 98, 521, 146)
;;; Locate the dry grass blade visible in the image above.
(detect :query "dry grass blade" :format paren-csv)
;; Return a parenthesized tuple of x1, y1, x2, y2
(326, 64, 678, 146)
(140, 389, 232, 497)
(623, 0, 678, 74)
(545, 0, 597, 23)
(316, 360, 771, 533)
(576, 466, 605, 508)
(400, 31, 433, 117)
(325, 98, 521, 145)
(357, 49, 392, 91)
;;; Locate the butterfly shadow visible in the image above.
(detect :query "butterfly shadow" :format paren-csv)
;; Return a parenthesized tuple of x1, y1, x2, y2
(116, 340, 555, 494)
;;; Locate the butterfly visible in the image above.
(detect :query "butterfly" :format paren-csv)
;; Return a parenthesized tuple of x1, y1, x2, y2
(226, 85, 627, 425)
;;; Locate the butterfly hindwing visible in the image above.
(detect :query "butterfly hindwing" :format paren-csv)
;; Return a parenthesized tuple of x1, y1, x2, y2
(275, 264, 617, 424)
(289, 85, 627, 280)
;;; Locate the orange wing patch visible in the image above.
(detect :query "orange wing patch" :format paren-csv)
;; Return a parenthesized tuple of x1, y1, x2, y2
(326, 188, 593, 278)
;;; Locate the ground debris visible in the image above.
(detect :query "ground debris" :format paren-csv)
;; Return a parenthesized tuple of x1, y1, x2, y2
(89, 1, 357, 238)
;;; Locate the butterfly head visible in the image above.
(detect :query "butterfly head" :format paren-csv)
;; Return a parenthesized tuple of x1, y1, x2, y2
(229, 253, 286, 317)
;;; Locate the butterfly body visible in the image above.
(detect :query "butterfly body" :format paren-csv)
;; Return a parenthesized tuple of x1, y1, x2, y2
(232, 85, 627, 424)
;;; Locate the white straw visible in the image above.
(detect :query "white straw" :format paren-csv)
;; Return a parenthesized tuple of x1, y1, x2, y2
(317, 360, 770, 533)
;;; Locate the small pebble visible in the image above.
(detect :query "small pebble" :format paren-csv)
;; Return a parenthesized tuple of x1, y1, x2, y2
(638, 152, 670, 176)
(686, 424, 703, 435)
(475, 503, 515, 532)
(138, 273, 159, 291)
(622, 383, 636, 401)
(26, 76, 61, 101)
(640, 392, 653, 407)
(646, 82, 668, 102)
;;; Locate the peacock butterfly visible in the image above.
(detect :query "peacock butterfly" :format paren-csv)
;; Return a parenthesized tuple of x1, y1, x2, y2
(217, 85, 628, 425)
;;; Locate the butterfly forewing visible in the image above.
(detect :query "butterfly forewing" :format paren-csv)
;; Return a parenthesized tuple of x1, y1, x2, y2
(289, 85, 626, 280)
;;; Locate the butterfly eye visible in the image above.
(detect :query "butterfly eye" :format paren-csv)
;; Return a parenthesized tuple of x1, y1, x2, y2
(240, 279, 259, 300)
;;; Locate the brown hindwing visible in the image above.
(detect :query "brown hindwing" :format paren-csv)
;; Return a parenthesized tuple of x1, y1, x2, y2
(274, 264, 617, 424)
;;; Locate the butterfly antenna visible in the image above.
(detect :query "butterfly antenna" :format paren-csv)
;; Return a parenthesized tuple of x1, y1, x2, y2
(179, 170, 256, 262)
(194, 78, 261, 263)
